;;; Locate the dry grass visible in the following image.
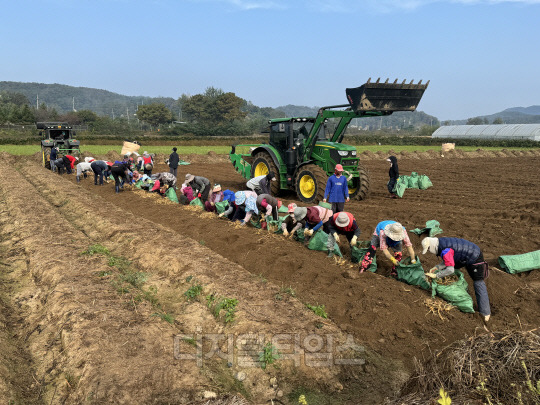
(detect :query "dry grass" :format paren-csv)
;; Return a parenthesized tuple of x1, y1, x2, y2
(389, 329, 540, 404)
(424, 297, 454, 321)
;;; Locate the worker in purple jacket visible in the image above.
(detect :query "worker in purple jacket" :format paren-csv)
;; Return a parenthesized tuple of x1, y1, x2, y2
(323, 164, 349, 213)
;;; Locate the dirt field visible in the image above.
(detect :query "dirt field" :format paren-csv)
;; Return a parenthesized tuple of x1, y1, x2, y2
(1, 149, 539, 404)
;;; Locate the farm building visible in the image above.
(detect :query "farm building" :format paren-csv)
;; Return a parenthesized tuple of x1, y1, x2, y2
(432, 124, 540, 141)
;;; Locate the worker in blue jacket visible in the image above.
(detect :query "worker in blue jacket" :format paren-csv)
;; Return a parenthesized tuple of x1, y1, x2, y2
(323, 164, 349, 213)
(422, 237, 491, 323)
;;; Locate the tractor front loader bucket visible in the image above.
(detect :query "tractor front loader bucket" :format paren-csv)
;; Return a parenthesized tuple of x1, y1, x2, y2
(346, 78, 429, 113)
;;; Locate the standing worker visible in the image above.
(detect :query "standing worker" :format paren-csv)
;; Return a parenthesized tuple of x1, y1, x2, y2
(246, 172, 275, 195)
(323, 164, 349, 213)
(169, 147, 180, 177)
(387, 156, 399, 199)
(422, 237, 491, 322)
(49, 147, 58, 171)
(325, 212, 362, 258)
(360, 220, 416, 273)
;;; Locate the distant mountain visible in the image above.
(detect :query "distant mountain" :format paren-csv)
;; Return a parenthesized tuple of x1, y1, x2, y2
(0, 81, 177, 117)
(504, 105, 540, 115)
(277, 104, 319, 117)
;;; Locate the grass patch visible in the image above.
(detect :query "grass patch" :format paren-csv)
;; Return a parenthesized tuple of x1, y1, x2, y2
(151, 312, 175, 324)
(258, 343, 280, 370)
(206, 294, 238, 324)
(184, 283, 203, 301)
(305, 303, 328, 319)
(82, 243, 111, 256)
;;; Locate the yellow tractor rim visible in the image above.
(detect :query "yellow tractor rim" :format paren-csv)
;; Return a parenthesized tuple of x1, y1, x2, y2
(254, 162, 269, 177)
(42, 150, 46, 166)
(299, 175, 315, 198)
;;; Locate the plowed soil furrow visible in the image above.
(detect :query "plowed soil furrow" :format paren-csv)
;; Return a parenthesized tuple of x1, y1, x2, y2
(66, 156, 540, 368)
(13, 157, 388, 404)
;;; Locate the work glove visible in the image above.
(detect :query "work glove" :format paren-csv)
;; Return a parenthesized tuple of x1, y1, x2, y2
(411, 259, 417, 264)
(425, 272, 437, 279)
(283, 230, 289, 237)
(350, 236, 358, 246)
(218, 213, 225, 218)
(304, 229, 313, 237)
(429, 267, 438, 273)
(390, 257, 398, 266)
(333, 233, 340, 243)
(198, 193, 202, 198)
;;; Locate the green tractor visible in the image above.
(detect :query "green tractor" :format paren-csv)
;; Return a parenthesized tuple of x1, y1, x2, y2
(38, 122, 81, 169)
(230, 78, 429, 203)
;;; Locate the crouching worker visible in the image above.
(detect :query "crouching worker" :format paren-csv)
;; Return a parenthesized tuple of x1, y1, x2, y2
(111, 160, 131, 193)
(219, 191, 257, 225)
(185, 173, 211, 201)
(282, 203, 304, 237)
(256, 193, 281, 222)
(360, 220, 416, 273)
(325, 212, 361, 258)
(205, 184, 224, 212)
(246, 172, 275, 195)
(422, 237, 491, 322)
(76, 161, 93, 183)
(292, 205, 333, 240)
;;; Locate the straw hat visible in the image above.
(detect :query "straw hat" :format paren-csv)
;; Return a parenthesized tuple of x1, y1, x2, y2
(185, 173, 195, 183)
(384, 222, 405, 241)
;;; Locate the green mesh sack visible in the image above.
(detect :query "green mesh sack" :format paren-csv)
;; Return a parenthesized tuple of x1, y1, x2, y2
(498, 250, 540, 274)
(134, 180, 144, 189)
(395, 256, 430, 290)
(165, 187, 179, 203)
(431, 270, 475, 313)
(214, 201, 229, 214)
(395, 177, 407, 198)
(418, 174, 433, 190)
(307, 230, 343, 257)
(408, 172, 420, 189)
(189, 198, 204, 208)
(295, 228, 305, 243)
(351, 241, 377, 272)
(267, 215, 286, 234)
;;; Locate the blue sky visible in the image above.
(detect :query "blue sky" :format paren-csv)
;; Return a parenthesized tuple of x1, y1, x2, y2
(2, 0, 540, 120)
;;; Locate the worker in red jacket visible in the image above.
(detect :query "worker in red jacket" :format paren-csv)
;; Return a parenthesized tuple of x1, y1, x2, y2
(61, 155, 78, 174)
(325, 211, 361, 258)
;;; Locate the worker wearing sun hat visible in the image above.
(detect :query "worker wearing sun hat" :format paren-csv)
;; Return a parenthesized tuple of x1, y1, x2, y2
(292, 205, 333, 239)
(359, 220, 416, 273)
(325, 211, 362, 258)
(422, 236, 491, 322)
(281, 203, 304, 237)
(323, 163, 349, 213)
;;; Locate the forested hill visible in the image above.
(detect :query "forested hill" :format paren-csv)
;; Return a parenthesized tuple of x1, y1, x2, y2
(0, 81, 177, 117)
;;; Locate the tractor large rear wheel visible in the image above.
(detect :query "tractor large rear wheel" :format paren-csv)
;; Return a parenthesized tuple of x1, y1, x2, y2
(42, 147, 51, 169)
(251, 152, 280, 195)
(349, 163, 370, 200)
(295, 164, 327, 203)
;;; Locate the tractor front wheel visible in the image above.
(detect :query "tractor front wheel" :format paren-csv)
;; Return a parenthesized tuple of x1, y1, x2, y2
(295, 164, 327, 203)
(349, 163, 370, 200)
(251, 152, 280, 195)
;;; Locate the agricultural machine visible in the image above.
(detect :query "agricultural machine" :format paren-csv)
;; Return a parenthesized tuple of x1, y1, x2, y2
(38, 122, 80, 169)
(230, 78, 429, 203)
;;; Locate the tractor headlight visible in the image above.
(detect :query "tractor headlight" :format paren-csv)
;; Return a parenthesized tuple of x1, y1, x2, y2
(351, 151, 357, 156)
(337, 151, 349, 157)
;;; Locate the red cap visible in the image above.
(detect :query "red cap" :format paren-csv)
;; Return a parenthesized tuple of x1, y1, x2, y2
(335, 164, 344, 172)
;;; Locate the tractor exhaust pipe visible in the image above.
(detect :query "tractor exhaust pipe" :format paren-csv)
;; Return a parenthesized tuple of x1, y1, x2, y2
(346, 78, 429, 114)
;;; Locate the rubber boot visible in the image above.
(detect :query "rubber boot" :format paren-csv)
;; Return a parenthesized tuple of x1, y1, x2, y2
(115, 185, 120, 193)
(327, 250, 334, 258)
(76, 176, 80, 183)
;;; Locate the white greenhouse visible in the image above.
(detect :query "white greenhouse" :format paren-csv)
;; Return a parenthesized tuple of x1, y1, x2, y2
(432, 124, 540, 141)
